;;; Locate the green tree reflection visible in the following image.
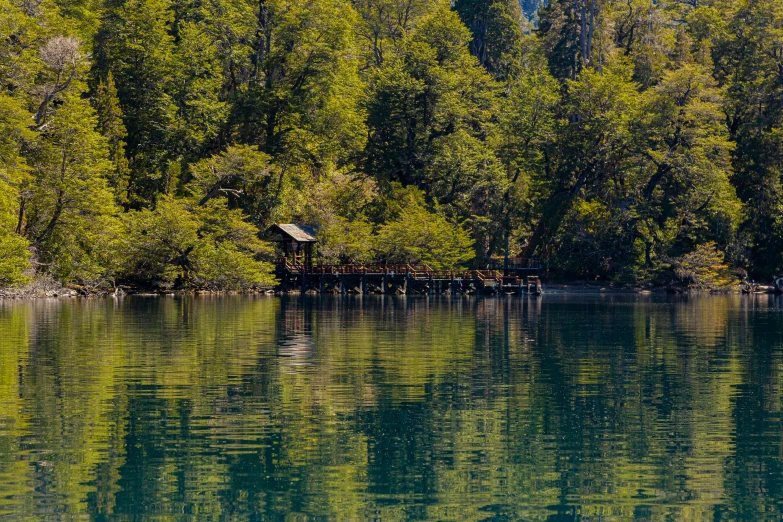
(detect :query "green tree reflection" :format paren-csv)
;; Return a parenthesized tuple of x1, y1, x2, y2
(0, 295, 782, 520)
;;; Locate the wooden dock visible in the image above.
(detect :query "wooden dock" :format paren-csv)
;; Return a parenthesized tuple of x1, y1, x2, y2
(276, 262, 542, 295)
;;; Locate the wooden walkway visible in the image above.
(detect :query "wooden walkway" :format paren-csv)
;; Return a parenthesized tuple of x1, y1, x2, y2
(276, 261, 542, 295)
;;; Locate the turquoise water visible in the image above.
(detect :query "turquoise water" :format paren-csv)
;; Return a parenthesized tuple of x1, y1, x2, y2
(1, 294, 782, 520)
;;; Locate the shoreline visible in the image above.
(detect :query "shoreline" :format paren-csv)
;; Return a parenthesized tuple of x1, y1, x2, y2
(0, 283, 752, 299)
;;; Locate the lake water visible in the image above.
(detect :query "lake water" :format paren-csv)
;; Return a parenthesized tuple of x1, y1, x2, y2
(1, 294, 783, 521)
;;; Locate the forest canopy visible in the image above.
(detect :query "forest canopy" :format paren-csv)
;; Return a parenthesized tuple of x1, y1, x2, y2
(0, 0, 781, 290)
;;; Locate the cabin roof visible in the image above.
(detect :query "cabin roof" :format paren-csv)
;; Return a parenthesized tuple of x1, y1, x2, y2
(267, 223, 318, 243)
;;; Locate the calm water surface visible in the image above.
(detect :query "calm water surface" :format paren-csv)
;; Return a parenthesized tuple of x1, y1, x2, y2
(1, 294, 783, 521)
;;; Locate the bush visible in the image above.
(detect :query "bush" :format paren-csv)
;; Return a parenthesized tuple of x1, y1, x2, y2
(669, 242, 736, 290)
(116, 197, 276, 290)
(373, 192, 474, 270)
(316, 217, 374, 265)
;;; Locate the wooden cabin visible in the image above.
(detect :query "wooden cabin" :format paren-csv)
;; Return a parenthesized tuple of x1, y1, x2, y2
(266, 224, 317, 267)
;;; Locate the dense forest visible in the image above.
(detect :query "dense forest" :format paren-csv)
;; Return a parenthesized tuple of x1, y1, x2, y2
(0, 0, 781, 291)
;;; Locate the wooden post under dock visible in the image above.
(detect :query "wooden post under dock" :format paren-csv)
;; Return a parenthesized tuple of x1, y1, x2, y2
(273, 262, 543, 296)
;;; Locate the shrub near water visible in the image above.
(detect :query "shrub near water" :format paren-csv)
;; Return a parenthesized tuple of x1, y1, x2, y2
(373, 204, 475, 271)
(116, 198, 276, 290)
(670, 242, 736, 291)
(0, 231, 30, 286)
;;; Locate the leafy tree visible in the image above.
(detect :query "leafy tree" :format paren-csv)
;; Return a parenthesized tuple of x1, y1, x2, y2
(521, 63, 640, 260)
(316, 216, 375, 264)
(175, 21, 228, 159)
(0, 0, 781, 288)
(373, 187, 474, 269)
(0, 0, 42, 95)
(0, 178, 30, 286)
(186, 145, 283, 226)
(537, 0, 601, 80)
(363, 5, 505, 258)
(0, 53, 35, 286)
(364, 4, 497, 186)
(352, 0, 436, 67)
(629, 63, 739, 263)
(116, 197, 276, 289)
(234, 0, 365, 169)
(716, 0, 783, 279)
(497, 67, 559, 258)
(606, 0, 674, 88)
(93, 0, 179, 204)
(0, 230, 30, 286)
(21, 93, 118, 285)
(670, 241, 735, 290)
(453, 0, 524, 79)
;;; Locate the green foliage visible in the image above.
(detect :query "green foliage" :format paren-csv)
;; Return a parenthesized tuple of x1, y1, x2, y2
(352, 0, 435, 67)
(0, 231, 30, 286)
(93, 0, 179, 202)
(187, 145, 281, 225)
(454, 0, 525, 79)
(175, 21, 228, 157)
(0, 0, 781, 289)
(363, 5, 506, 259)
(235, 0, 365, 167)
(0, 181, 30, 286)
(670, 242, 737, 290)
(117, 197, 276, 289)
(373, 188, 474, 269)
(0, 92, 31, 286)
(715, 0, 783, 279)
(316, 217, 375, 265)
(93, 71, 130, 205)
(22, 93, 118, 284)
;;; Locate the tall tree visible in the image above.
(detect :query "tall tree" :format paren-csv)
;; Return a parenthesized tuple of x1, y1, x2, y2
(717, 0, 783, 278)
(537, 0, 601, 80)
(453, 0, 524, 79)
(93, 0, 179, 205)
(22, 93, 118, 284)
(520, 63, 640, 260)
(234, 0, 365, 169)
(498, 66, 560, 261)
(93, 71, 131, 205)
(363, 4, 506, 259)
(175, 21, 229, 160)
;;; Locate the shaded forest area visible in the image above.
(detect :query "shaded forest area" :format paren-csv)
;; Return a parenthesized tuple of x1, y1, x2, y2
(0, 0, 781, 291)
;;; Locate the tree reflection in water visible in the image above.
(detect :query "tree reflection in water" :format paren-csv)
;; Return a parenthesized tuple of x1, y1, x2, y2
(0, 294, 782, 521)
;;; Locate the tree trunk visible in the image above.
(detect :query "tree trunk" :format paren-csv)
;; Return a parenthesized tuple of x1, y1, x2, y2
(15, 198, 25, 235)
(520, 162, 595, 259)
(35, 191, 64, 246)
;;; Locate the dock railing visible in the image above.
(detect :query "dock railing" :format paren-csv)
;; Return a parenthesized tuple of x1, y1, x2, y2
(277, 260, 537, 287)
